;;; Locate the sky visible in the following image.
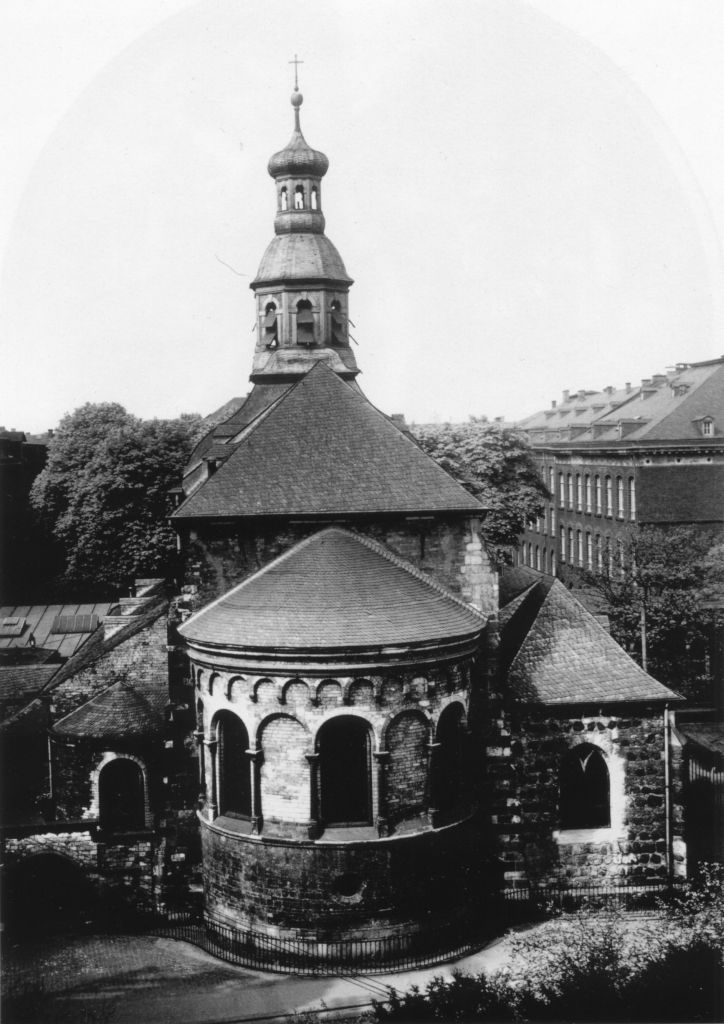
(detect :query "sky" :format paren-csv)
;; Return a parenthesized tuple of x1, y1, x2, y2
(1, 0, 724, 432)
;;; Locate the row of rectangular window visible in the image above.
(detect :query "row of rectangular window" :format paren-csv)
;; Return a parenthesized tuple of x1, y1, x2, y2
(521, 533, 626, 575)
(546, 469, 636, 520)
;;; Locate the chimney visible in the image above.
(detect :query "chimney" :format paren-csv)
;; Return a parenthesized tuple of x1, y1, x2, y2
(551, 400, 557, 409)
(604, 386, 614, 396)
(562, 390, 570, 403)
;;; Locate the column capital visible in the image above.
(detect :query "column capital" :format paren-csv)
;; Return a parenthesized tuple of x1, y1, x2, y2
(373, 749, 390, 763)
(305, 752, 320, 765)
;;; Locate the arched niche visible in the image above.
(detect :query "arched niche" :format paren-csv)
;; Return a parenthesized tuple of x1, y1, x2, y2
(316, 679, 343, 708)
(384, 709, 430, 821)
(259, 714, 309, 822)
(433, 702, 467, 813)
(283, 678, 310, 706)
(347, 679, 374, 707)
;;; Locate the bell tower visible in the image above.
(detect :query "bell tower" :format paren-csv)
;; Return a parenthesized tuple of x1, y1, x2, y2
(249, 63, 359, 383)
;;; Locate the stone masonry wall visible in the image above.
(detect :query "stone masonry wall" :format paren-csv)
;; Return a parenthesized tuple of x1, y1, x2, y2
(385, 712, 429, 823)
(182, 516, 497, 614)
(259, 715, 310, 826)
(486, 708, 679, 888)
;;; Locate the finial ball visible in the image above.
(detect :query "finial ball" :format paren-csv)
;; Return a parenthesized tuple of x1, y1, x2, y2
(291, 91, 303, 108)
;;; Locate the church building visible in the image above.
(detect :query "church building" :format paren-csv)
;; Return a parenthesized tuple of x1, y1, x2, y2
(1, 79, 686, 968)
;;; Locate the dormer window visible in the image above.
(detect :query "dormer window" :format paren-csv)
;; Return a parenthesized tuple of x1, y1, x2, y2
(264, 301, 278, 349)
(311, 186, 318, 210)
(296, 299, 314, 345)
(330, 300, 345, 345)
(701, 417, 714, 437)
(280, 187, 288, 211)
(294, 185, 304, 209)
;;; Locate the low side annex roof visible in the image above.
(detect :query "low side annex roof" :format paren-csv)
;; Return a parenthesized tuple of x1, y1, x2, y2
(173, 362, 484, 520)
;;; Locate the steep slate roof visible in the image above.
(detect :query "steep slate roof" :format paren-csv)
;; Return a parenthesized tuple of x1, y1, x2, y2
(53, 680, 166, 739)
(501, 578, 679, 705)
(173, 362, 484, 519)
(179, 527, 485, 651)
(47, 600, 168, 689)
(0, 665, 59, 706)
(0, 697, 50, 737)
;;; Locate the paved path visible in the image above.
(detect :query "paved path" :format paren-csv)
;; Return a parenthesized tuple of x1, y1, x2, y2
(3, 929, 522, 1024)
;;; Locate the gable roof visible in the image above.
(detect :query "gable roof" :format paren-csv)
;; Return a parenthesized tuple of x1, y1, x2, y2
(500, 576, 680, 706)
(179, 527, 485, 651)
(173, 362, 484, 520)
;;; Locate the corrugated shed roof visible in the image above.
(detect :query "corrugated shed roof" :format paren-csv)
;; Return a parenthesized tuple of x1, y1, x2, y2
(174, 362, 484, 519)
(179, 527, 484, 651)
(53, 680, 167, 739)
(0, 602, 113, 658)
(504, 579, 680, 705)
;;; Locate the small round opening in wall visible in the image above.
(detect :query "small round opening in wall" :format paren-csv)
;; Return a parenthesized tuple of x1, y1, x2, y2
(333, 872, 362, 897)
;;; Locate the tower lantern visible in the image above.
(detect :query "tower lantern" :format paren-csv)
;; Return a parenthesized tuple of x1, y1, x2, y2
(249, 66, 358, 384)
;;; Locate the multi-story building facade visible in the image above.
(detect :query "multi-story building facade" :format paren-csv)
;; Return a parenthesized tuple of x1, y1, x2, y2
(517, 358, 724, 578)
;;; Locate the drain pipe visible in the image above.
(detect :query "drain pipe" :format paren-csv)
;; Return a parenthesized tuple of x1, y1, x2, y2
(663, 703, 673, 887)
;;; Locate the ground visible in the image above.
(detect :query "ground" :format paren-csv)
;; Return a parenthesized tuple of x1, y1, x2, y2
(2, 927, 526, 1024)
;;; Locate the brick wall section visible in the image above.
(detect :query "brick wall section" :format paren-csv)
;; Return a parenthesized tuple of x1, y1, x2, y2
(183, 516, 495, 612)
(50, 613, 169, 722)
(201, 815, 482, 950)
(259, 715, 310, 826)
(386, 712, 429, 823)
(486, 709, 677, 887)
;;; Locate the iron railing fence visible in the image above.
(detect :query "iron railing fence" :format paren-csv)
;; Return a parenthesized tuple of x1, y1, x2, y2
(501, 879, 684, 915)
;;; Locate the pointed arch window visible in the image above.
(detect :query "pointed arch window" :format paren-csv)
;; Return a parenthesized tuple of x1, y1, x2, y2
(294, 185, 305, 209)
(296, 299, 315, 346)
(264, 301, 278, 349)
(560, 744, 610, 828)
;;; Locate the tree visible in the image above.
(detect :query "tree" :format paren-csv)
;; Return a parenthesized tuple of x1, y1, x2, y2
(583, 526, 724, 700)
(30, 403, 200, 597)
(412, 419, 549, 559)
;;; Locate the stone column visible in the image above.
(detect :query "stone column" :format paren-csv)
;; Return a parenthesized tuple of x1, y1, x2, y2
(373, 750, 390, 837)
(426, 741, 442, 827)
(205, 739, 218, 820)
(247, 748, 263, 834)
(305, 753, 321, 839)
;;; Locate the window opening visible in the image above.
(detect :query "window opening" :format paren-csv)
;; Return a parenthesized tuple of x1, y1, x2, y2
(617, 477, 624, 519)
(629, 477, 636, 521)
(595, 475, 602, 514)
(318, 716, 372, 826)
(217, 712, 251, 818)
(280, 186, 288, 211)
(585, 474, 591, 513)
(294, 185, 304, 209)
(576, 474, 582, 511)
(99, 759, 145, 831)
(605, 476, 613, 516)
(434, 704, 466, 813)
(311, 186, 318, 210)
(560, 745, 610, 828)
(567, 474, 574, 508)
(330, 300, 346, 346)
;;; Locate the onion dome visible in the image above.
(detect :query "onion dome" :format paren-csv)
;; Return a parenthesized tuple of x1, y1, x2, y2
(267, 89, 329, 179)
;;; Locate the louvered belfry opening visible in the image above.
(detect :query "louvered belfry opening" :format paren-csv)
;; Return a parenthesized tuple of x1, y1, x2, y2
(296, 299, 314, 345)
(318, 715, 372, 826)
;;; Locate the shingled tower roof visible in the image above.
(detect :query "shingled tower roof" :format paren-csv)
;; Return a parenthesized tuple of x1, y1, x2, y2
(173, 362, 484, 520)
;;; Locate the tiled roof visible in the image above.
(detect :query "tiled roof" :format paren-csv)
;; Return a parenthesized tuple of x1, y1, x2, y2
(53, 680, 167, 739)
(0, 602, 113, 659)
(503, 578, 680, 705)
(678, 722, 724, 762)
(0, 665, 58, 705)
(48, 600, 168, 688)
(520, 358, 724, 446)
(179, 527, 484, 651)
(0, 698, 50, 736)
(174, 362, 484, 519)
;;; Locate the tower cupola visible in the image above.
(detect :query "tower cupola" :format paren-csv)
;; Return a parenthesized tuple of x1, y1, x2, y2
(249, 65, 357, 384)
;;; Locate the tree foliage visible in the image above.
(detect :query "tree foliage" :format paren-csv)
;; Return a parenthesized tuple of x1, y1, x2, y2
(581, 526, 724, 700)
(30, 403, 200, 597)
(412, 419, 549, 557)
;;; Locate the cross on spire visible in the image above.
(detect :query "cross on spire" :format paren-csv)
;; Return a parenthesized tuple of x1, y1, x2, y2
(289, 53, 304, 91)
